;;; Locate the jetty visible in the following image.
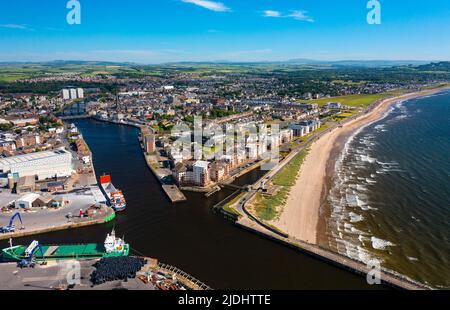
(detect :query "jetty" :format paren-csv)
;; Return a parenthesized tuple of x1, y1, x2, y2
(140, 126, 187, 203)
(217, 187, 431, 290)
(235, 214, 430, 290)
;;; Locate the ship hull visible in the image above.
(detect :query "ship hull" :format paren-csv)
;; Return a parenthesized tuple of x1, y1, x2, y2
(2, 243, 130, 262)
(113, 204, 126, 212)
(100, 175, 127, 212)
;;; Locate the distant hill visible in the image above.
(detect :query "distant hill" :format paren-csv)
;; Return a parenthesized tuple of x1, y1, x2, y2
(284, 59, 432, 67)
(0, 59, 440, 69)
(0, 60, 133, 67)
(413, 61, 450, 71)
(163, 59, 433, 68)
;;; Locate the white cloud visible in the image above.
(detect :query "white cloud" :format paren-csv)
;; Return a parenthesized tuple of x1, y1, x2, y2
(263, 10, 282, 18)
(262, 10, 314, 22)
(181, 0, 230, 12)
(288, 11, 314, 23)
(0, 24, 34, 30)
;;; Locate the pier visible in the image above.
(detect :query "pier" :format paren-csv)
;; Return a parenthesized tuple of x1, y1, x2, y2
(224, 187, 431, 290)
(143, 154, 187, 203)
(162, 185, 187, 203)
(157, 263, 212, 290)
(235, 215, 430, 290)
(140, 127, 187, 203)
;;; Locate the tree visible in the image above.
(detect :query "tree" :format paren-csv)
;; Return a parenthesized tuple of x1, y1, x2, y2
(0, 123, 13, 131)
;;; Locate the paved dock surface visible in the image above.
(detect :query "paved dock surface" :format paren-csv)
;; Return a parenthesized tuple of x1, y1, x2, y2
(162, 185, 187, 203)
(143, 153, 187, 203)
(0, 260, 156, 290)
(0, 188, 114, 240)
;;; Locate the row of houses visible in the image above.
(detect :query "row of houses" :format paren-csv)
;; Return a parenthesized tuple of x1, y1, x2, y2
(170, 128, 294, 187)
(172, 160, 225, 187)
(169, 127, 293, 164)
(289, 119, 322, 137)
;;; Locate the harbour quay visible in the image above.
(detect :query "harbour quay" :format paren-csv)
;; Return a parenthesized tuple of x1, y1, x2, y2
(140, 126, 187, 203)
(0, 188, 115, 240)
(0, 256, 210, 290)
(0, 121, 118, 240)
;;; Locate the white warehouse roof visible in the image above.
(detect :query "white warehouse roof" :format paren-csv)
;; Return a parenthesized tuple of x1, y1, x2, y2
(0, 148, 72, 180)
(0, 149, 69, 169)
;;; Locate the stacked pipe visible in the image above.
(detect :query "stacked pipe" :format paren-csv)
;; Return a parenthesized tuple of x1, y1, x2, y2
(90, 257, 147, 285)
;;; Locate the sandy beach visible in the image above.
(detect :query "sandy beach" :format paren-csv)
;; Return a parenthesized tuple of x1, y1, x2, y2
(272, 87, 450, 244)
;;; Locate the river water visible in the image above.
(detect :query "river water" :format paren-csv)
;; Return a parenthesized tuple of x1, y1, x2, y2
(0, 118, 378, 289)
(327, 90, 450, 289)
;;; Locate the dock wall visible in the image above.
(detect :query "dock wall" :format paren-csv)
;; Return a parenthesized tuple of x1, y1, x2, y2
(234, 217, 430, 290)
(0, 208, 116, 241)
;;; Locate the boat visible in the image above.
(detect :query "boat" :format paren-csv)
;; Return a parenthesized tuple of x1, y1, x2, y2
(100, 174, 127, 212)
(2, 230, 129, 262)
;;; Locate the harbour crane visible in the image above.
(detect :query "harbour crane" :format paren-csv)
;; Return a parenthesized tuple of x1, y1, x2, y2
(0, 212, 24, 234)
(18, 240, 45, 268)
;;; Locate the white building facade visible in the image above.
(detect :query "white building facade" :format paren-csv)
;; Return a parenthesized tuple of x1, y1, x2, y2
(0, 148, 73, 181)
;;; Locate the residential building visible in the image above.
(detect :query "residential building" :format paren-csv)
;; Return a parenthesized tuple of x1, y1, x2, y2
(193, 160, 210, 186)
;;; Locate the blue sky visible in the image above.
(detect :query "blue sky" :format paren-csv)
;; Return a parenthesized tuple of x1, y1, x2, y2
(0, 0, 449, 63)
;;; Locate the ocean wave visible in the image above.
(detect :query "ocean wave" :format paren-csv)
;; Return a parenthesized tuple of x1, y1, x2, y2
(358, 154, 377, 163)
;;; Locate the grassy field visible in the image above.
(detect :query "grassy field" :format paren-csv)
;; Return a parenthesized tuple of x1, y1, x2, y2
(327, 111, 357, 122)
(306, 89, 412, 107)
(253, 148, 309, 221)
(308, 93, 383, 107)
(308, 83, 450, 108)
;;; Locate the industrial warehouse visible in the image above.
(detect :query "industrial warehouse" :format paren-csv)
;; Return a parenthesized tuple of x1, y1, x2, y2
(0, 148, 73, 182)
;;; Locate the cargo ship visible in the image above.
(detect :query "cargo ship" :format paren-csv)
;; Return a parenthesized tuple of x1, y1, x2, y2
(2, 230, 129, 262)
(100, 174, 126, 212)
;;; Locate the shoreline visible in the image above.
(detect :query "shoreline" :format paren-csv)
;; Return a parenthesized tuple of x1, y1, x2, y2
(272, 86, 450, 245)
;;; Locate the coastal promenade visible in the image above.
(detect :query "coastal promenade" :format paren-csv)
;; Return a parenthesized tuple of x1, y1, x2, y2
(221, 188, 430, 290)
(235, 215, 430, 290)
(274, 87, 450, 242)
(223, 86, 450, 290)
